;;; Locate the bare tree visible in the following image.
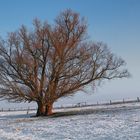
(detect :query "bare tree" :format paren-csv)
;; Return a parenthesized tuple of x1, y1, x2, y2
(0, 9, 129, 116)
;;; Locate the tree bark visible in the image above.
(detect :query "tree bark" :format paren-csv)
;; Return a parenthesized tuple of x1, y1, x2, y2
(45, 103, 53, 115)
(36, 102, 53, 116)
(36, 102, 46, 116)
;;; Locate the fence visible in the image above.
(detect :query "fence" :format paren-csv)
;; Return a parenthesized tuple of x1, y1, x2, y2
(0, 97, 140, 112)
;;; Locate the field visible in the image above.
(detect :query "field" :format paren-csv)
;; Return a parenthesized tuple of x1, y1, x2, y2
(0, 103, 140, 140)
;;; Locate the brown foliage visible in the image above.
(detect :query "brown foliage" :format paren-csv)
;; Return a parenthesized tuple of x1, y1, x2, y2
(0, 9, 130, 116)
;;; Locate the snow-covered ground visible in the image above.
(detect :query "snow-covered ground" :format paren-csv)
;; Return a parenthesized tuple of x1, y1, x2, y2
(1, 102, 140, 140)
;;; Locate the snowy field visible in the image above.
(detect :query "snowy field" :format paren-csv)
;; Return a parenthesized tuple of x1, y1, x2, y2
(1, 103, 140, 140)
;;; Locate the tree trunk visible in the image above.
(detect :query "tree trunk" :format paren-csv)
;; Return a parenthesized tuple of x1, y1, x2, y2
(45, 103, 53, 115)
(36, 102, 53, 116)
(36, 102, 46, 116)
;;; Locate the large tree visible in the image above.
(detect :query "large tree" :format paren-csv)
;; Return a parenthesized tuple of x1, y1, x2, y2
(0, 10, 129, 116)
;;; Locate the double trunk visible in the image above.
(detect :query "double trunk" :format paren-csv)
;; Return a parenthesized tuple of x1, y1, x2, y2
(36, 102, 53, 116)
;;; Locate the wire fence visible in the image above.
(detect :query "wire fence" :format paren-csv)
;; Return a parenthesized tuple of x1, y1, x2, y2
(0, 97, 140, 113)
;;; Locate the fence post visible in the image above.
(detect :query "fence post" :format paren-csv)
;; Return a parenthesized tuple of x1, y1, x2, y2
(123, 98, 125, 103)
(27, 107, 30, 115)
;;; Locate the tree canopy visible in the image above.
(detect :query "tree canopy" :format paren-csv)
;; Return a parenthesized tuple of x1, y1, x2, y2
(0, 9, 129, 116)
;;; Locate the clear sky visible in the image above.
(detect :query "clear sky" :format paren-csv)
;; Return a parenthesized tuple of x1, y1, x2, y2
(0, 0, 140, 108)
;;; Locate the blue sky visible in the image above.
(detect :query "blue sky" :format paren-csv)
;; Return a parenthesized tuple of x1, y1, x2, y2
(0, 0, 140, 108)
